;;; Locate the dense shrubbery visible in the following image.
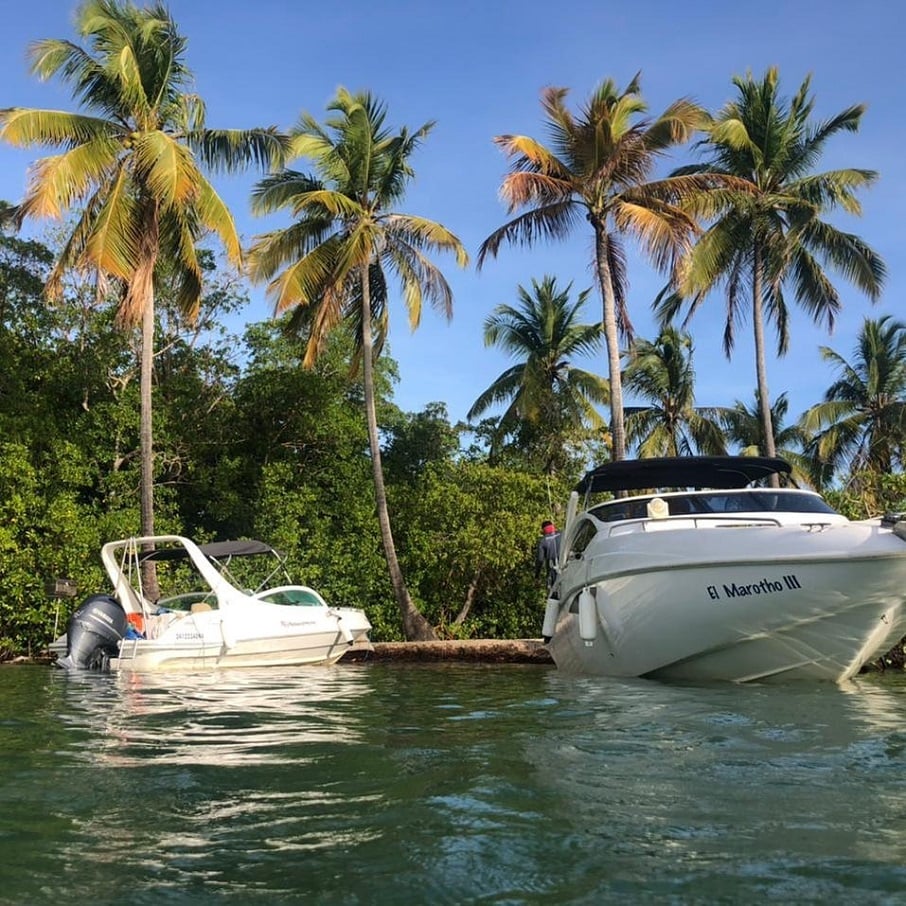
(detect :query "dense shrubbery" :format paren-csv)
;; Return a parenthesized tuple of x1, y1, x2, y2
(1, 226, 902, 659)
(0, 231, 570, 655)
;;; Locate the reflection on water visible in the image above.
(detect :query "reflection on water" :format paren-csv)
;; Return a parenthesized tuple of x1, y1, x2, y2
(59, 666, 373, 767)
(1, 663, 905, 904)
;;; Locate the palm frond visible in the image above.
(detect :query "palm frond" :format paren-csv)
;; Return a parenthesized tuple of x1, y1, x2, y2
(194, 173, 242, 266)
(0, 107, 118, 148)
(477, 201, 581, 267)
(247, 217, 336, 282)
(17, 134, 121, 219)
(383, 213, 469, 267)
(190, 127, 290, 173)
(249, 169, 324, 216)
(84, 164, 140, 280)
(134, 129, 198, 206)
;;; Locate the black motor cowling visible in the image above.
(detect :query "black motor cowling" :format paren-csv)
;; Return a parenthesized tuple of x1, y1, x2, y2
(56, 594, 128, 671)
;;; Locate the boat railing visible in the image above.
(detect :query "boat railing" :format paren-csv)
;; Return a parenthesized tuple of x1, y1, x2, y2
(606, 514, 784, 537)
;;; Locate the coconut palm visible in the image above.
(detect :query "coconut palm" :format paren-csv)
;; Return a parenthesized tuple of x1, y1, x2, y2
(478, 76, 721, 461)
(722, 390, 806, 455)
(802, 316, 906, 484)
(247, 88, 468, 641)
(0, 0, 284, 558)
(722, 390, 812, 485)
(623, 327, 727, 457)
(659, 67, 885, 464)
(467, 275, 607, 473)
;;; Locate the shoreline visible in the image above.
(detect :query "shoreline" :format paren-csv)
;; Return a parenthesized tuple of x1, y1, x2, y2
(3, 638, 555, 667)
(346, 639, 554, 665)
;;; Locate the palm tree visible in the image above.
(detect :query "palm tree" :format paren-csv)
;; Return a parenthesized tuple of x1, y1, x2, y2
(247, 88, 468, 641)
(802, 315, 906, 484)
(623, 327, 726, 457)
(0, 0, 284, 567)
(467, 275, 607, 474)
(722, 390, 811, 484)
(478, 76, 720, 461)
(659, 67, 885, 465)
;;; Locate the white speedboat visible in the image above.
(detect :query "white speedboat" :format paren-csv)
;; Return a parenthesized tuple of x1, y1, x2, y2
(54, 535, 372, 672)
(543, 457, 906, 683)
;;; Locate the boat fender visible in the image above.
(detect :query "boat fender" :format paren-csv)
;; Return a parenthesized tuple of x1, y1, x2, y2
(333, 611, 354, 644)
(541, 596, 560, 643)
(219, 616, 237, 650)
(578, 588, 597, 644)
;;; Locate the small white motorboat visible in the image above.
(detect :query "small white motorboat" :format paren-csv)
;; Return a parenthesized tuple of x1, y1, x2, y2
(54, 535, 372, 672)
(544, 457, 906, 683)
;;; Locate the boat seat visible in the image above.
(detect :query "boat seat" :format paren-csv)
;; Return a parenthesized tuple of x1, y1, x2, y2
(647, 497, 669, 519)
(190, 601, 213, 613)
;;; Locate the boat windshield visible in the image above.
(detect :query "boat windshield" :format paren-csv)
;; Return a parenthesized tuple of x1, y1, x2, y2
(589, 490, 839, 523)
(256, 588, 324, 606)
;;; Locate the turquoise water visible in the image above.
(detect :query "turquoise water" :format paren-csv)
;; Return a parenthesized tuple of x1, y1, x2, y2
(1, 662, 904, 904)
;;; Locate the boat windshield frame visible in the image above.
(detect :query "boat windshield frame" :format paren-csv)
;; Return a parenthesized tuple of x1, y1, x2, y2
(587, 488, 840, 523)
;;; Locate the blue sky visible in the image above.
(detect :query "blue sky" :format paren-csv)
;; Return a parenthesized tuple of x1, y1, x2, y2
(1, 0, 904, 434)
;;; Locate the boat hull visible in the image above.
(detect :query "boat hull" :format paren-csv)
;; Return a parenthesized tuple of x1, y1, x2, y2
(112, 632, 369, 672)
(112, 606, 372, 673)
(548, 521, 906, 682)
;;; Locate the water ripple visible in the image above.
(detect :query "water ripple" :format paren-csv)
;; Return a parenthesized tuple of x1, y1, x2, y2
(1, 664, 905, 903)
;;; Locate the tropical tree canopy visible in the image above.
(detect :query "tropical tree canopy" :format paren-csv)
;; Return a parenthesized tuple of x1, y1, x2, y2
(659, 66, 885, 460)
(623, 326, 727, 458)
(0, 0, 285, 320)
(249, 87, 467, 365)
(802, 315, 906, 484)
(478, 75, 719, 461)
(248, 87, 468, 641)
(0, 0, 286, 553)
(467, 274, 607, 473)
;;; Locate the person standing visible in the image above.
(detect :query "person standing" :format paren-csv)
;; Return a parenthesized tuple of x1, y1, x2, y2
(535, 520, 561, 590)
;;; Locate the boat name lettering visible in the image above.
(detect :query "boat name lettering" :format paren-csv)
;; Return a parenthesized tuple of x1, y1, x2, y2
(707, 574, 801, 600)
(175, 631, 203, 640)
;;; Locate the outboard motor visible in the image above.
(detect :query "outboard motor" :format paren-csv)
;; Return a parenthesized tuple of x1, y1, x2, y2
(56, 594, 127, 671)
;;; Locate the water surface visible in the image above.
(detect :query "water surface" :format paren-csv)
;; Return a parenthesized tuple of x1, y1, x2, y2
(1, 662, 904, 904)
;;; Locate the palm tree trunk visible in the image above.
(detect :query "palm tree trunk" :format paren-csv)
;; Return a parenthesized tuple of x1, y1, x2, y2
(752, 243, 779, 487)
(135, 205, 160, 599)
(594, 223, 625, 461)
(138, 291, 160, 599)
(360, 264, 437, 641)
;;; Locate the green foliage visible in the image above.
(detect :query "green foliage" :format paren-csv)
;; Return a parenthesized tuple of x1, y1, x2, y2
(253, 461, 397, 637)
(392, 461, 568, 639)
(480, 78, 713, 460)
(467, 275, 606, 474)
(663, 67, 884, 458)
(0, 442, 111, 655)
(383, 402, 460, 484)
(825, 472, 906, 520)
(624, 327, 727, 457)
(802, 316, 906, 487)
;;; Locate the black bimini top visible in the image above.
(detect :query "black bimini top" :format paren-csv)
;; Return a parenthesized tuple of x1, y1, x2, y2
(139, 539, 278, 563)
(575, 456, 792, 495)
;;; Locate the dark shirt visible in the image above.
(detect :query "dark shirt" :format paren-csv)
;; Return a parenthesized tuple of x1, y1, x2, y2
(535, 531, 561, 585)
